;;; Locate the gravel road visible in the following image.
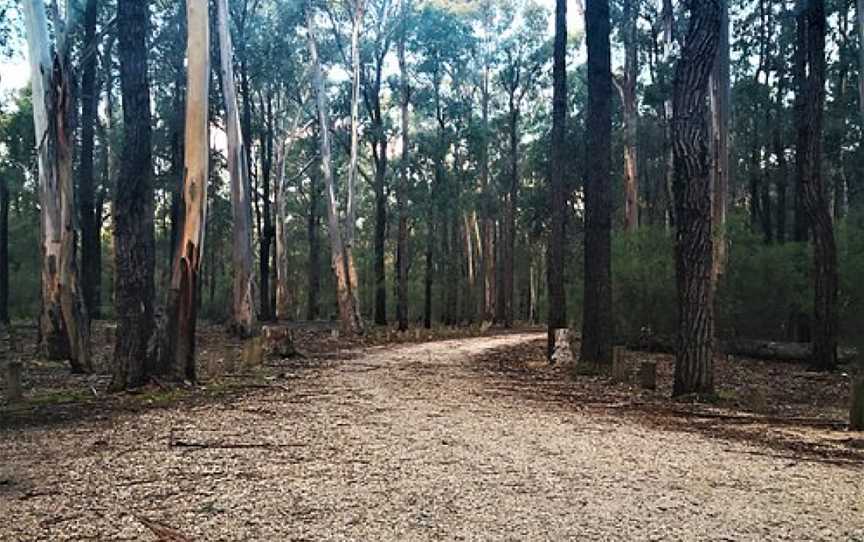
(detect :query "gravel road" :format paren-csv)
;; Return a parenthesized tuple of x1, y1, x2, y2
(1, 332, 862, 541)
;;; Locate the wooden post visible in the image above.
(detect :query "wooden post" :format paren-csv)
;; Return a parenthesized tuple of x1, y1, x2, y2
(612, 346, 629, 382)
(851, 376, 864, 431)
(242, 336, 264, 370)
(6, 361, 22, 402)
(639, 361, 657, 390)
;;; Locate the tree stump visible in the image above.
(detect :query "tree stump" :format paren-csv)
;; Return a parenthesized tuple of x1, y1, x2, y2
(263, 326, 296, 358)
(611, 346, 629, 382)
(639, 361, 657, 390)
(551, 328, 574, 365)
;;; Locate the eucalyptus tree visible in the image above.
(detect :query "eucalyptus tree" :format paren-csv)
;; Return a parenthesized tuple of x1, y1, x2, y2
(412, 3, 475, 327)
(216, 0, 258, 337)
(362, 0, 398, 326)
(394, 0, 411, 331)
(306, 2, 364, 333)
(495, 1, 548, 328)
(163, 0, 210, 382)
(22, 0, 92, 372)
(615, 0, 639, 233)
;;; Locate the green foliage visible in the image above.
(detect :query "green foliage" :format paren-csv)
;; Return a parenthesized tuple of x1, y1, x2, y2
(611, 226, 676, 339)
(716, 214, 811, 341)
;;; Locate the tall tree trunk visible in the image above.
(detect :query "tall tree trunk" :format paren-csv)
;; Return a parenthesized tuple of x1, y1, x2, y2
(345, 0, 366, 325)
(258, 94, 274, 322)
(163, 0, 209, 382)
(274, 107, 305, 321)
(581, 0, 614, 365)
(480, 57, 495, 322)
(796, 0, 837, 371)
(661, 0, 676, 229)
(168, 7, 185, 273)
(216, 0, 257, 337)
(547, 0, 568, 359)
(671, 0, 721, 397)
(112, 0, 156, 389)
(79, 0, 100, 320)
(424, 217, 434, 329)
(396, 4, 410, 331)
(274, 138, 290, 321)
(858, 0, 864, 125)
(793, 6, 809, 244)
(306, 7, 363, 334)
(0, 175, 7, 324)
(774, 57, 788, 244)
(23, 0, 91, 372)
(373, 163, 387, 326)
(620, 0, 639, 233)
(367, 56, 389, 327)
(307, 162, 321, 320)
(710, 1, 730, 277)
(504, 102, 518, 329)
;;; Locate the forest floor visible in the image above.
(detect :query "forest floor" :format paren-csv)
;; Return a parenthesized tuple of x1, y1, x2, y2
(1, 325, 863, 540)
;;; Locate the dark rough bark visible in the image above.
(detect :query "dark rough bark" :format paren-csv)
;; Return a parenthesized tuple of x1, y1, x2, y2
(796, 0, 838, 371)
(370, 154, 388, 328)
(671, 0, 721, 397)
(365, 50, 389, 327)
(503, 104, 518, 329)
(0, 175, 7, 324)
(112, 0, 156, 390)
(580, 0, 614, 365)
(773, 70, 787, 244)
(79, 0, 100, 320)
(169, 68, 184, 270)
(259, 95, 274, 322)
(851, 377, 864, 430)
(793, 6, 809, 245)
(424, 216, 434, 329)
(547, 0, 567, 359)
(396, 11, 410, 332)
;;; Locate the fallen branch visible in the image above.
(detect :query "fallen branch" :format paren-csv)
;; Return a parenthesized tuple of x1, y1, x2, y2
(136, 515, 193, 542)
(632, 335, 858, 363)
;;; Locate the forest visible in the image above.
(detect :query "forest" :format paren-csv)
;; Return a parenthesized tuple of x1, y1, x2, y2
(1, 0, 864, 539)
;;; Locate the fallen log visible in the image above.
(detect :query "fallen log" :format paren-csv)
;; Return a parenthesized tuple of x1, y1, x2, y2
(631, 335, 858, 363)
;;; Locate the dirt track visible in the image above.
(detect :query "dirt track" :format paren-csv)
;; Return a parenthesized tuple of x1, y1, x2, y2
(2, 332, 863, 541)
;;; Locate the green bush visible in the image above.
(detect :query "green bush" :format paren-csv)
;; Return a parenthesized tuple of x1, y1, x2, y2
(611, 226, 677, 340)
(717, 214, 811, 341)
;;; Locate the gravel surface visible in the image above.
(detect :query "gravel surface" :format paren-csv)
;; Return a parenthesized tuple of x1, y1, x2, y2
(2, 332, 863, 541)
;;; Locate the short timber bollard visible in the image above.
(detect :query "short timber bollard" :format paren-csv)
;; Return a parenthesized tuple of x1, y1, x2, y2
(611, 346, 628, 383)
(639, 361, 657, 390)
(6, 360, 22, 402)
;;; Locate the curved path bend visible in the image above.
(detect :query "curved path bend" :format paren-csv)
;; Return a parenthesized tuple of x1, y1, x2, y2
(1, 333, 862, 540)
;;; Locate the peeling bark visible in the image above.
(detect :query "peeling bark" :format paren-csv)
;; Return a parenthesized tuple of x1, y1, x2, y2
(23, 0, 91, 373)
(216, 0, 258, 338)
(163, 0, 210, 382)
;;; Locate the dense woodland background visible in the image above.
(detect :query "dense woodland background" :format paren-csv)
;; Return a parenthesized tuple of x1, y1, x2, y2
(1, 0, 863, 416)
